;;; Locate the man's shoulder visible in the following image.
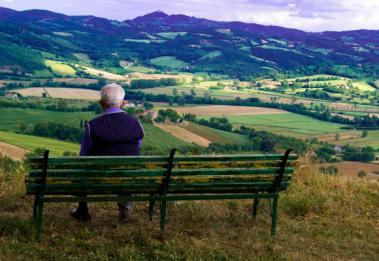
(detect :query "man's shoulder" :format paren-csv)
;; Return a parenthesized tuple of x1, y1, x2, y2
(89, 112, 139, 124)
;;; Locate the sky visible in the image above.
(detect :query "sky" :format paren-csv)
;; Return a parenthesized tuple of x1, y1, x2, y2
(0, 0, 378, 32)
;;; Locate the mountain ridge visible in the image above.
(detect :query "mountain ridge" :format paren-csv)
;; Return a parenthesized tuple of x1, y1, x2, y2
(0, 6, 378, 79)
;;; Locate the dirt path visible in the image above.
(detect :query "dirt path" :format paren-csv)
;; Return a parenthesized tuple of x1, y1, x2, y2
(0, 142, 28, 161)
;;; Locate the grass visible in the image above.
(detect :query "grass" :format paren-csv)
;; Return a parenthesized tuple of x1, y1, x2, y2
(0, 154, 378, 259)
(0, 108, 194, 154)
(44, 60, 76, 76)
(0, 131, 79, 155)
(73, 53, 91, 64)
(0, 108, 95, 132)
(125, 65, 156, 73)
(218, 113, 346, 136)
(199, 51, 222, 60)
(332, 130, 379, 149)
(150, 56, 189, 69)
(351, 81, 376, 92)
(140, 124, 195, 154)
(155, 32, 188, 39)
(183, 122, 249, 144)
(124, 39, 166, 44)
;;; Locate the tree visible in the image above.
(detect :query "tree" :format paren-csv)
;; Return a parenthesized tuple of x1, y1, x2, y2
(335, 133, 340, 141)
(362, 130, 368, 138)
(172, 88, 178, 96)
(19, 122, 27, 133)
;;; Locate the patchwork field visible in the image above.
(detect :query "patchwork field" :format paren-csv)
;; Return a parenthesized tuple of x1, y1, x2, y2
(15, 88, 100, 100)
(0, 141, 28, 160)
(0, 131, 79, 156)
(155, 123, 211, 147)
(223, 114, 346, 136)
(83, 66, 127, 81)
(52, 78, 98, 85)
(331, 130, 379, 149)
(183, 122, 249, 144)
(321, 161, 379, 180)
(0, 108, 95, 131)
(171, 105, 288, 116)
(44, 60, 76, 76)
(150, 56, 189, 69)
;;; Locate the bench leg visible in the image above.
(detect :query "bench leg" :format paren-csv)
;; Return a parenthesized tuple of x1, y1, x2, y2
(271, 196, 278, 237)
(35, 199, 44, 241)
(33, 194, 40, 220)
(148, 200, 155, 221)
(252, 198, 260, 220)
(159, 200, 167, 238)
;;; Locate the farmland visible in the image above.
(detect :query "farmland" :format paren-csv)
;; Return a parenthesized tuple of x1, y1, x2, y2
(0, 108, 94, 131)
(155, 123, 211, 147)
(44, 60, 76, 76)
(170, 105, 288, 116)
(0, 131, 79, 155)
(320, 161, 379, 180)
(150, 56, 189, 69)
(0, 141, 28, 160)
(182, 122, 249, 144)
(15, 88, 100, 100)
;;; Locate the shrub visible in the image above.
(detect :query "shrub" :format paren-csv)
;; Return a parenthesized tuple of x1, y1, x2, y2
(358, 170, 367, 178)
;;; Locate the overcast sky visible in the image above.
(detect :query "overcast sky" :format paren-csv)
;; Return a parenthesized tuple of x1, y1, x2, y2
(1, 0, 378, 32)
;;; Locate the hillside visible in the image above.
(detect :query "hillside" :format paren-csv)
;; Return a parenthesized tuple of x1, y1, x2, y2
(0, 154, 378, 260)
(0, 7, 378, 78)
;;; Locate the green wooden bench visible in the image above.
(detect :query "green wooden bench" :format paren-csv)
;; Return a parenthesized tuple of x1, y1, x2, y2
(26, 149, 297, 240)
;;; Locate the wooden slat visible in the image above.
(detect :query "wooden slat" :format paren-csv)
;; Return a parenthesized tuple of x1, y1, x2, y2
(28, 169, 167, 178)
(173, 154, 297, 162)
(26, 184, 161, 193)
(29, 162, 168, 170)
(171, 167, 294, 176)
(26, 174, 291, 186)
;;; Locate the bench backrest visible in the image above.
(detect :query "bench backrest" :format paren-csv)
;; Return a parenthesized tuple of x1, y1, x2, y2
(26, 150, 297, 196)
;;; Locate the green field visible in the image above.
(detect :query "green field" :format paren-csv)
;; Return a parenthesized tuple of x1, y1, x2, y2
(141, 124, 194, 153)
(124, 38, 166, 44)
(332, 130, 379, 149)
(0, 108, 94, 131)
(44, 60, 76, 76)
(199, 50, 222, 60)
(183, 122, 249, 144)
(0, 108, 194, 154)
(214, 113, 347, 136)
(0, 131, 79, 155)
(73, 53, 91, 64)
(155, 32, 188, 39)
(125, 65, 156, 73)
(150, 56, 188, 69)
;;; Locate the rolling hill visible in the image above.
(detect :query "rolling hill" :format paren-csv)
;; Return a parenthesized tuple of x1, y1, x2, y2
(0, 7, 378, 79)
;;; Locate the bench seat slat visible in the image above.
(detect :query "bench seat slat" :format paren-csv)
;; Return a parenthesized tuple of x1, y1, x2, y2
(29, 156, 169, 165)
(28, 169, 167, 178)
(173, 154, 297, 162)
(29, 162, 168, 170)
(26, 175, 291, 186)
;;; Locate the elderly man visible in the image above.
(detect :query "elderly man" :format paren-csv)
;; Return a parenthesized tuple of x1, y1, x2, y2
(70, 83, 144, 223)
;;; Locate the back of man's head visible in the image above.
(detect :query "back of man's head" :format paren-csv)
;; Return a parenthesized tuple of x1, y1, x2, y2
(100, 83, 125, 108)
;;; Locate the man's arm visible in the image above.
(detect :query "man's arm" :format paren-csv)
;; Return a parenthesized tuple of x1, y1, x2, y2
(80, 123, 91, 156)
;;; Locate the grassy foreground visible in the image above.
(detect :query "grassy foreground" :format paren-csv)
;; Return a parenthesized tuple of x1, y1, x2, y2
(0, 155, 378, 260)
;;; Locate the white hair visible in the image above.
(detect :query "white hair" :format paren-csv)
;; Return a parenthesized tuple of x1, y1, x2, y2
(100, 83, 125, 107)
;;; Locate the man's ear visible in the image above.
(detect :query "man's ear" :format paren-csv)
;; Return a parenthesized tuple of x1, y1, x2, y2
(99, 100, 106, 109)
